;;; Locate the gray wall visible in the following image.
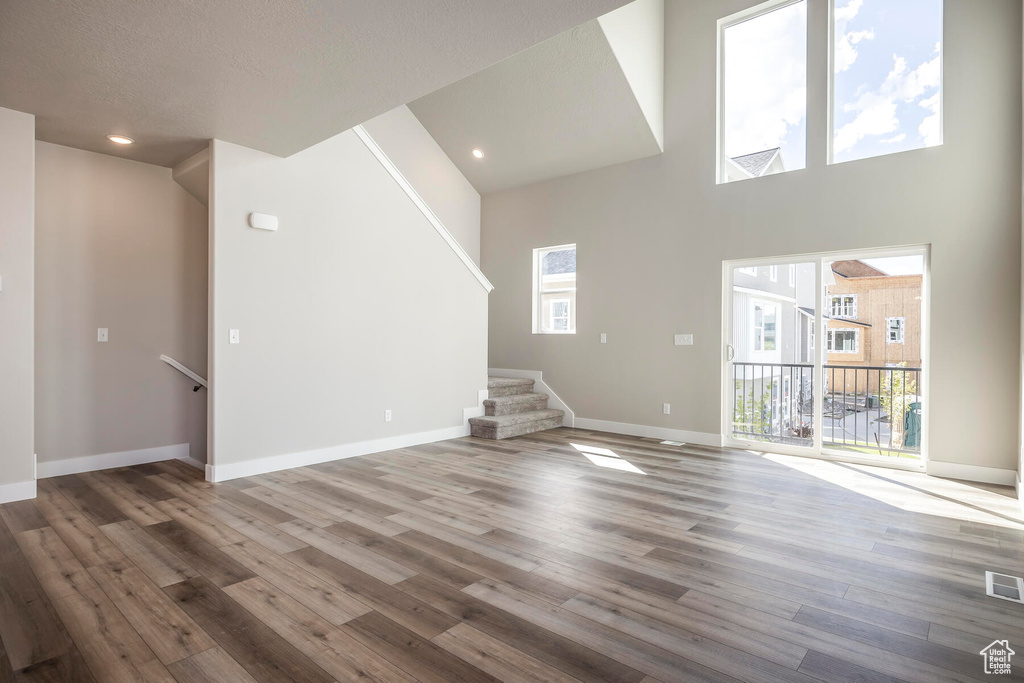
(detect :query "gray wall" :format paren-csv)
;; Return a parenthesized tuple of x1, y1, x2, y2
(208, 129, 487, 470)
(482, 0, 1022, 470)
(35, 142, 208, 465)
(0, 107, 35, 494)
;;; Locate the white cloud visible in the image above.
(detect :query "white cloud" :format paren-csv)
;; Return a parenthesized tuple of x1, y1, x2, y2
(918, 93, 941, 147)
(723, 1, 806, 158)
(882, 133, 906, 144)
(834, 0, 874, 73)
(833, 50, 942, 155)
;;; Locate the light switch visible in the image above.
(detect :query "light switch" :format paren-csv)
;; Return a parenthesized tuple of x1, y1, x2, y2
(229, 329, 240, 344)
(663, 403, 671, 415)
(385, 410, 392, 422)
(674, 334, 694, 346)
(97, 328, 108, 342)
(600, 333, 607, 344)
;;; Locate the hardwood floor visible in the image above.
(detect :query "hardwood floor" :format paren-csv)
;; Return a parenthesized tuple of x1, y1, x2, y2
(2, 428, 1023, 682)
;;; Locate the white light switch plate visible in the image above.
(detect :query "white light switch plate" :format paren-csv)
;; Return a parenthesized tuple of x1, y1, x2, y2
(385, 410, 392, 422)
(674, 334, 694, 346)
(97, 328, 108, 342)
(229, 329, 240, 344)
(600, 333, 607, 344)
(663, 403, 671, 415)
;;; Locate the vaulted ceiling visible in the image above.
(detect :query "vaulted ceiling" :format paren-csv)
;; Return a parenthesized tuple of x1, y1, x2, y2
(0, 0, 630, 167)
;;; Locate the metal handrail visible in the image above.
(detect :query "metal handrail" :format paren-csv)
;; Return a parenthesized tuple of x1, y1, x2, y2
(160, 355, 207, 389)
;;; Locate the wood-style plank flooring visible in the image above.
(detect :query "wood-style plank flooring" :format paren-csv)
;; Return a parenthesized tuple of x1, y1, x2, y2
(2, 428, 1024, 682)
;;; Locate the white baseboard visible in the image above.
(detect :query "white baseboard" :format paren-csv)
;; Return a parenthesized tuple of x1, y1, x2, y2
(206, 424, 470, 483)
(463, 388, 489, 427)
(488, 368, 575, 427)
(926, 460, 1017, 486)
(37, 443, 195, 478)
(0, 479, 37, 504)
(571, 417, 722, 447)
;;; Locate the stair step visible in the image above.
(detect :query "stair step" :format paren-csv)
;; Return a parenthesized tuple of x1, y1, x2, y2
(469, 409, 564, 440)
(483, 392, 549, 416)
(487, 376, 535, 397)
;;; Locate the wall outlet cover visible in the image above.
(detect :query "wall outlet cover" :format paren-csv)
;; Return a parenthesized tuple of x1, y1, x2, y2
(674, 334, 694, 346)
(97, 328, 109, 342)
(229, 329, 240, 344)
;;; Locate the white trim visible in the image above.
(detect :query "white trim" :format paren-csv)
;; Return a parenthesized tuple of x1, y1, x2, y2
(160, 354, 208, 388)
(352, 125, 493, 293)
(205, 425, 469, 482)
(926, 460, 1017, 486)
(37, 443, 195, 478)
(573, 418, 721, 447)
(463, 388, 490, 428)
(0, 479, 37, 504)
(488, 368, 575, 427)
(732, 286, 796, 304)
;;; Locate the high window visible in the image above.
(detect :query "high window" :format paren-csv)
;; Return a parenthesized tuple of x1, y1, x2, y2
(719, 0, 807, 184)
(830, 0, 943, 164)
(827, 329, 859, 353)
(886, 316, 905, 344)
(769, 266, 778, 282)
(829, 294, 858, 319)
(533, 244, 576, 334)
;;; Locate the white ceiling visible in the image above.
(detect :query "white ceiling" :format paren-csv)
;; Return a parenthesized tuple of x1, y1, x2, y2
(409, 0, 663, 194)
(0, 0, 629, 167)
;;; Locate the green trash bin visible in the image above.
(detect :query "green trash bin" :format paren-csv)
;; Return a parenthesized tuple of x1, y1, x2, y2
(904, 402, 922, 449)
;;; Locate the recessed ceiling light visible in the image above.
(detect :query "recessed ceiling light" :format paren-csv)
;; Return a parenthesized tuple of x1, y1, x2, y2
(107, 135, 134, 145)
(471, 148, 484, 159)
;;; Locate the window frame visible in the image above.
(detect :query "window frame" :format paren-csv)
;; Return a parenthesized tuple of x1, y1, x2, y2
(827, 0, 944, 165)
(716, 0, 808, 185)
(769, 265, 778, 282)
(827, 328, 859, 353)
(532, 243, 577, 335)
(789, 264, 796, 287)
(828, 294, 858, 319)
(886, 316, 906, 344)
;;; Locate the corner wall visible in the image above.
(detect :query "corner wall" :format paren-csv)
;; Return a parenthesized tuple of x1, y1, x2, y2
(35, 143, 209, 472)
(0, 107, 36, 502)
(483, 0, 1023, 473)
(207, 128, 487, 480)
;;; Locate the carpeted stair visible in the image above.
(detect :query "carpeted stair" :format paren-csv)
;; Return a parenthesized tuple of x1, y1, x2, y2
(469, 377, 565, 440)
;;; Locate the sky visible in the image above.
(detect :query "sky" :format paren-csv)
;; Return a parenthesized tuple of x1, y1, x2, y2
(861, 255, 924, 275)
(723, 0, 942, 170)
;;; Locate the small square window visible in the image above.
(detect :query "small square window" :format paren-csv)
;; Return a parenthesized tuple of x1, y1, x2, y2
(886, 317, 905, 344)
(829, 294, 857, 319)
(827, 329, 859, 353)
(533, 244, 576, 334)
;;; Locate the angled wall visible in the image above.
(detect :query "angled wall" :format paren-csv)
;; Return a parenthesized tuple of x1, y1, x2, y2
(207, 128, 487, 480)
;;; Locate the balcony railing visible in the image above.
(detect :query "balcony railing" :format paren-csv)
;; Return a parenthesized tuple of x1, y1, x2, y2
(731, 362, 923, 459)
(823, 364, 922, 458)
(731, 362, 814, 447)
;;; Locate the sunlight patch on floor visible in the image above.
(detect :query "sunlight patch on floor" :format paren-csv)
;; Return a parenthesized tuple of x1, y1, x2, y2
(762, 453, 1024, 529)
(572, 443, 647, 475)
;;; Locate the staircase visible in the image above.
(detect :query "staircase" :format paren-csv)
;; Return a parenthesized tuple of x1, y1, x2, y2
(469, 377, 565, 440)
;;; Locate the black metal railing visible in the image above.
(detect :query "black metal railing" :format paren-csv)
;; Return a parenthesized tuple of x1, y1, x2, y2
(731, 362, 814, 447)
(731, 362, 923, 458)
(823, 364, 922, 458)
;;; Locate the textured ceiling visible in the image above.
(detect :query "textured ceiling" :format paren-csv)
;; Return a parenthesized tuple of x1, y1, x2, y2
(0, 0, 629, 167)
(408, 2, 663, 194)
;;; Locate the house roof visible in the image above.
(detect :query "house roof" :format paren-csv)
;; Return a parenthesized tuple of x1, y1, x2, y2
(831, 260, 888, 278)
(806, 306, 873, 328)
(729, 148, 781, 177)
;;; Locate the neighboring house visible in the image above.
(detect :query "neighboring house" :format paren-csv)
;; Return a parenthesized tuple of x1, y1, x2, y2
(726, 148, 786, 182)
(732, 263, 815, 440)
(824, 260, 923, 395)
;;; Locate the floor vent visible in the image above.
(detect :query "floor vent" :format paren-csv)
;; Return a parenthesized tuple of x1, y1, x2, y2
(660, 440, 686, 446)
(986, 571, 1024, 603)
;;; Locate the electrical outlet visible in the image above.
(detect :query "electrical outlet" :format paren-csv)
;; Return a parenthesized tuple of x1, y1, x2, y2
(663, 403, 671, 415)
(674, 334, 694, 346)
(97, 328, 108, 342)
(229, 329, 240, 344)
(385, 410, 392, 422)
(600, 333, 607, 344)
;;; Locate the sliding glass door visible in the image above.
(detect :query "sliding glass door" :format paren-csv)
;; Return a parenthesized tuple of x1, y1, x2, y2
(724, 249, 928, 468)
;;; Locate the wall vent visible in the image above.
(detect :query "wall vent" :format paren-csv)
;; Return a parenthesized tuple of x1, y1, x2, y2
(986, 571, 1024, 603)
